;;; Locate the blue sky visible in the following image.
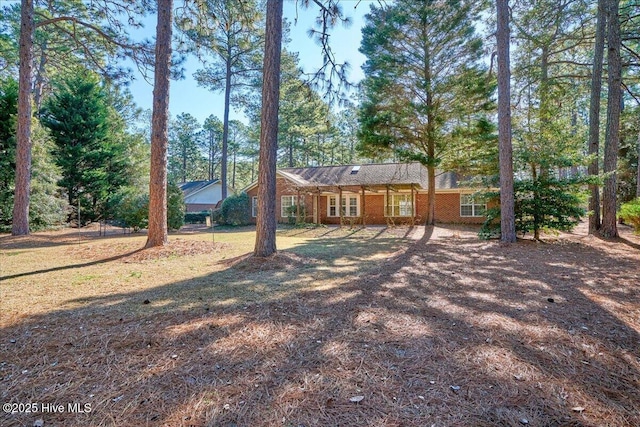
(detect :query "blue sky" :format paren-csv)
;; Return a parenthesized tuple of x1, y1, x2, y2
(126, 0, 375, 126)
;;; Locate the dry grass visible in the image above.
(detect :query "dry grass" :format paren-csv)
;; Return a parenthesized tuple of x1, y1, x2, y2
(1, 222, 639, 427)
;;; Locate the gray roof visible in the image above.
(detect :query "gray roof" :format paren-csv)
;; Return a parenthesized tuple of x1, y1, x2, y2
(178, 180, 220, 197)
(277, 162, 458, 190)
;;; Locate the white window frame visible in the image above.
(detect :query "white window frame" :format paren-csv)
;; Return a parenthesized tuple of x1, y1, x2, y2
(385, 193, 415, 217)
(251, 196, 258, 217)
(327, 195, 360, 217)
(281, 195, 297, 218)
(460, 194, 486, 217)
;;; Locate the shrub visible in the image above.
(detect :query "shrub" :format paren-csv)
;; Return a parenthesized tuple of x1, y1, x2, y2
(184, 211, 210, 224)
(620, 198, 640, 233)
(167, 182, 185, 230)
(113, 191, 149, 232)
(112, 183, 184, 232)
(284, 203, 307, 224)
(219, 192, 250, 226)
(480, 176, 585, 240)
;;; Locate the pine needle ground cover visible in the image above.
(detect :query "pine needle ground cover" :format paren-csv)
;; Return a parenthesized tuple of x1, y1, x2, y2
(1, 224, 639, 426)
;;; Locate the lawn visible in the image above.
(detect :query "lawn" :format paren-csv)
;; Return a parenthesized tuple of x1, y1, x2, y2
(1, 223, 639, 426)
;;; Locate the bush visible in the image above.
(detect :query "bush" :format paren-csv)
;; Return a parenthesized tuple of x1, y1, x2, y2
(620, 198, 640, 233)
(480, 176, 585, 240)
(112, 183, 184, 232)
(167, 182, 185, 230)
(113, 191, 149, 232)
(284, 203, 307, 224)
(184, 211, 210, 224)
(219, 192, 250, 226)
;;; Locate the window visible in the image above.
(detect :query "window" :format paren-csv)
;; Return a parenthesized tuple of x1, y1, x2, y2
(386, 194, 414, 217)
(328, 195, 359, 217)
(252, 196, 258, 217)
(281, 195, 297, 218)
(460, 194, 486, 217)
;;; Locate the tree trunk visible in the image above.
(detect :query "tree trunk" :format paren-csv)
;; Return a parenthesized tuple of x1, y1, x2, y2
(254, 0, 283, 258)
(601, 0, 621, 238)
(11, 0, 35, 236)
(221, 54, 232, 201)
(426, 164, 435, 225)
(145, 0, 173, 248)
(496, 0, 516, 243)
(636, 128, 640, 198)
(588, 0, 607, 234)
(232, 150, 236, 189)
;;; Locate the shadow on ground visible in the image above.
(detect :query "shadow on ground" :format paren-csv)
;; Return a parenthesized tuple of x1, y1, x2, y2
(1, 226, 639, 426)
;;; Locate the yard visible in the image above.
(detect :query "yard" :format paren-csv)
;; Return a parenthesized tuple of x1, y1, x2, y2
(1, 223, 639, 427)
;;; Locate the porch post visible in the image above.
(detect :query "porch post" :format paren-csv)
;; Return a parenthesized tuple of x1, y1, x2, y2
(296, 188, 301, 224)
(386, 185, 390, 217)
(338, 186, 343, 227)
(411, 185, 415, 226)
(361, 185, 366, 227)
(313, 191, 319, 224)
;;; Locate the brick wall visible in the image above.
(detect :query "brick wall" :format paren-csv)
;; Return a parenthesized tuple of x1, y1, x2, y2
(246, 177, 315, 224)
(435, 193, 486, 224)
(247, 177, 489, 225)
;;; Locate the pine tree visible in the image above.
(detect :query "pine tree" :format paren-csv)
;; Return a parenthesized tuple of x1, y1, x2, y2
(146, 0, 173, 248)
(40, 71, 116, 223)
(358, 0, 491, 225)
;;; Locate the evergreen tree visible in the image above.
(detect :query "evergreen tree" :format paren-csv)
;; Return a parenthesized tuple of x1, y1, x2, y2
(0, 77, 19, 228)
(146, 0, 173, 248)
(40, 71, 121, 223)
(168, 113, 207, 183)
(358, 0, 492, 224)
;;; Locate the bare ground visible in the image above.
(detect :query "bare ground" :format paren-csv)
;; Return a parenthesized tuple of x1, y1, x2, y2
(1, 223, 639, 427)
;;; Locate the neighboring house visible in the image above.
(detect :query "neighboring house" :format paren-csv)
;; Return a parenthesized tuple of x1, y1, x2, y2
(178, 180, 232, 212)
(243, 162, 489, 226)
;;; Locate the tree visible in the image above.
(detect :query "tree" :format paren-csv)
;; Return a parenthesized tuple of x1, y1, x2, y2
(588, 0, 607, 234)
(254, 0, 283, 257)
(358, 0, 491, 225)
(0, 78, 19, 228)
(228, 119, 248, 188)
(601, 0, 622, 237)
(11, 0, 34, 235)
(7, 0, 152, 235)
(496, 0, 516, 242)
(146, 0, 173, 248)
(253, 0, 349, 257)
(179, 0, 264, 201)
(41, 71, 129, 223)
(168, 113, 206, 183)
(202, 114, 224, 181)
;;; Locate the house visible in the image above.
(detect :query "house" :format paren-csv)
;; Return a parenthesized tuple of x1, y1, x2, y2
(178, 180, 233, 212)
(243, 162, 489, 225)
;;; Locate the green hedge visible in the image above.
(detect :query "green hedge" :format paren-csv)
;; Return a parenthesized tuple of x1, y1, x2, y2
(219, 192, 250, 226)
(184, 211, 210, 224)
(620, 198, 640, 234)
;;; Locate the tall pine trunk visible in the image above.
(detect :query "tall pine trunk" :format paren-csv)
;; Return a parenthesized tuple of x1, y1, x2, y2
(146, 0, 173, 248)
(636, 132, 640, 198)
(11, 0, 35, 236)
(496, 0, 516, 243)
(221, 52, 232, 200)
(588, 0, 607, 234)
(254, 0, 283, 257)
(601, 0, 621, 238)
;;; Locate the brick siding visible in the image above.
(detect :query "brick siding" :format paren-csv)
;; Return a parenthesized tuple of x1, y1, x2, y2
(246, 177, 488, 225)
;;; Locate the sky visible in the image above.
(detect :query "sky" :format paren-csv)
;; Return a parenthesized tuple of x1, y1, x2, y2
(126, 0, 376, 126)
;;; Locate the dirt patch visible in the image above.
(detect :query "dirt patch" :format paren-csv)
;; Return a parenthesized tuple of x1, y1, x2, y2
(1, 223, 639, 426)
(64, 239, 229, 263)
